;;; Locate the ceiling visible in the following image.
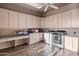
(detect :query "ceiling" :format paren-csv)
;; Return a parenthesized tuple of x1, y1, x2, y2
(0, 3, 70, 17)
(15, 3, 69, 13)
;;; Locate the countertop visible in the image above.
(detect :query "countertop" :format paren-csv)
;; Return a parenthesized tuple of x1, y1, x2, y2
(0, 35, 29, 42)
(65, 34, 79, 38)
(0, 31, 79, 42)
(30, 32, 79, 36)
(0, 35, 29, 38)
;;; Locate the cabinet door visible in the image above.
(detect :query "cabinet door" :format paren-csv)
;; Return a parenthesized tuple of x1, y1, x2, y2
(57, 13, 63, 28)
(32, 16, 41, 28)
(45, 16, 49, 28)
(34, 16, 40, 28)
(62, 11, 72, 28)
(15, 39, 27, 46)
(29, 34, 37, 45)
(0, 8, 9, 28)
(36, 33, 43, 42)
(65, 36, 73, 51)
(45, 15, 55, 28)
(40, 17, 45, 28)
(48, 16, 53, 28)
(26, 15, 33, 28)
(65, 36, 79, 52)
(72, 38, 78, 51)
(32, 16, 36, 28)
(9, 10, 18, 28)
(36, 17, 41, 28)
(18, 13, 26, 28)
(29, 33, 42, 45)
(29, 34, 34, 45)
(50, 15, 54, 28)
(53, 14, 58, 28)
(72, 9, 79, 28)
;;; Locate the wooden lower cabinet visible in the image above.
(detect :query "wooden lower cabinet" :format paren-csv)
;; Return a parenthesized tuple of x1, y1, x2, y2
(65, 36, 73, 51)
(0, 41, 14, 50)
(0, 39, 28, 50)
(72, 38, 78, 52)
(14, 39, 27, 46)
(65, 36, 78, 52)
(27, 33, 43, 45)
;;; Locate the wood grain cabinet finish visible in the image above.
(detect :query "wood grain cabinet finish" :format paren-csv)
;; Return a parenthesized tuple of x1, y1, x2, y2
(35, 33, 43, 42)
(62, 10, 72, 28)
(36, 17, 41, 28)
(45, 16, 50, 28)
(71, 9, 79, 28)
(44, 10, 72, 28)
(0, 8, 9, 28)
(53, 14, 58, 28)
(0, 41, 14, 50)
(0, 8, 79, 29)
(27, 33, 43, 45)
(65, 36, 78, 52)
(57, 13, 63, 28)
(65, 36, 73, 51)
(40, 17, 45, 28)
(44, 8, 79, 28)
(14, 39, 27, 46)
(46, 16, 54, 28)
(26, 14, 33, 28)
(32, 16, 36, 28)
(72, 38, 78, 52)
(49, 15, 54, 28)
(8, 10, 18, 28)
(18, 13, 26, 28)
(32, 16, 40, 28)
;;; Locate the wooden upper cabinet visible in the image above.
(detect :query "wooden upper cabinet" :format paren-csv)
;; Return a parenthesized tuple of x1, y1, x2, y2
(36, 17, 41, 28)
(72, 9, 79, 28)
(51, 15, 55, 28)
(53, 14, 58, 28)
(40, 17, 45, 28)
(32, 16, 41, 28)
(44, 17, 47, 28)
(57, 13, 63, 28)
(45, 16, 49, 28)
(44, 15, 54, 28)
(26, 14, 33, 28)
(32, 15, 36, 28)
(47, 16, 51, 28)
(18, 13, 26, 28)
(8, 10, 18, 28)
(0, 8, 9, 28)
(45, 15, 58, 28)
(62, 10, 72, 28)
(48, 15, 54, 28)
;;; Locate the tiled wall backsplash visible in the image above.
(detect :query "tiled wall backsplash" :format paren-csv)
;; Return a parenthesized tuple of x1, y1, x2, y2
(0, 28, 79, 37)
(0, 29, 28, 37)
(47, 28, 79, 35)
(0, 29, 17, 36)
